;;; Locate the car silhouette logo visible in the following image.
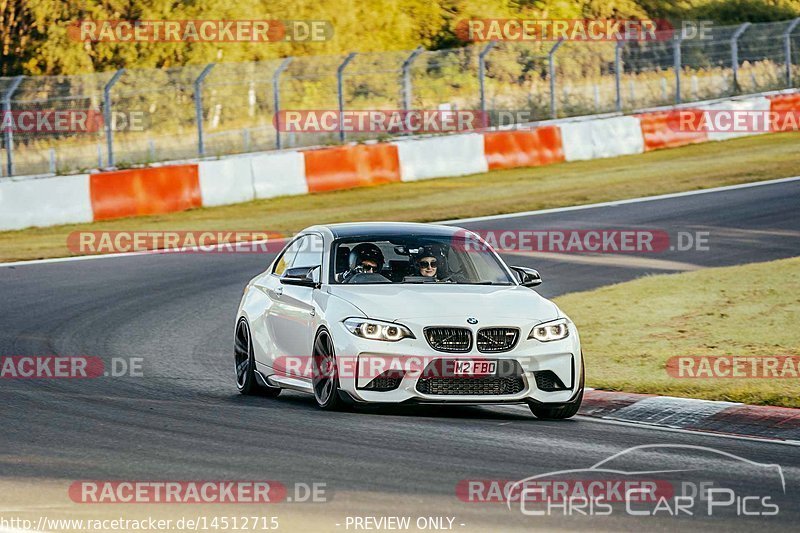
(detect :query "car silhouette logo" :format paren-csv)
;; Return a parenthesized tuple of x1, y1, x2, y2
(467, 317, 478, 324)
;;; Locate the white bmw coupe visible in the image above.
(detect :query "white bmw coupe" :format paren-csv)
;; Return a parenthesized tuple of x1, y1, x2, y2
(235, 222, 584, 419)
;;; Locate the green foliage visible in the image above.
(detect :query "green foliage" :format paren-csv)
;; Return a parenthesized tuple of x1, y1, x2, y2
(556, 256, 800, 407)
(639, 0, 800, 22)
(687, 0, 800, 23)
(3, 0, 798, 76)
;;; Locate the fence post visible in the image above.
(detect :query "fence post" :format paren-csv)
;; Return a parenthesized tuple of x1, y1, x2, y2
(731, 22, 751, 93)
(615, 40, 624, 112)
(402, 47, 424, 111)
(337, 52, 357, 143)
(2, 76, 23, 177)
(478, 42, 496, 115)
(549, 40, 564, 119)
(674, 35, 683, 104)
(273, 57, 293, 150)
(103, 69, 125, 168)
(194, 63, 215, 158)
(784, 18, 800, 87)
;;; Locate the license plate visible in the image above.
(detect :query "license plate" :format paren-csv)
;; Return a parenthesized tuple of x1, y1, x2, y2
(453, 360, 497, 377)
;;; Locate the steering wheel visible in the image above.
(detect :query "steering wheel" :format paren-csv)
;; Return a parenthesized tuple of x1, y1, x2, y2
(345, 272, 391, 284)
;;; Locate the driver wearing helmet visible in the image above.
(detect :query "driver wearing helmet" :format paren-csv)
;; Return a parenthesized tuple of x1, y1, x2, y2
(339, 242, 386, 282)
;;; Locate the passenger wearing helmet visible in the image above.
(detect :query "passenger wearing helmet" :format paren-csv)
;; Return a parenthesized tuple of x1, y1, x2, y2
(415, 254, 438, 278)
(411, 245, 448, 281)
(339, 242, 387, 283)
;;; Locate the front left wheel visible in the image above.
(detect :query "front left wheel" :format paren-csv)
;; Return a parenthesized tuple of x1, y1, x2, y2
(528, 354, 584, 420)
(235, 318, 281, 397)
(528, 387, 583, 420)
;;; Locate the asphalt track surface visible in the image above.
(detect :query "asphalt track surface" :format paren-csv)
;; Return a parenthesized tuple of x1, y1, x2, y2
(1, 179, 799, 532)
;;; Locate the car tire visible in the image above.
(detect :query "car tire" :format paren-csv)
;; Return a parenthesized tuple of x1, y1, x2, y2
(312, 327, 346, 410)
(235, 318, 281, 397)
(528, 356, 584, 420)
(528, 388, 583, 420)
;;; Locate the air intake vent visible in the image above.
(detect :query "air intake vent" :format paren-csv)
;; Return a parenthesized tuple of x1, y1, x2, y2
(416, 376, 525, 395)
(361, 370, 404, 392)
(533, 370, 568, 391)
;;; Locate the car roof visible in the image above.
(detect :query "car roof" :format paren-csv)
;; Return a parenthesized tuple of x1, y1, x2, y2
(306, 222, 464, 240)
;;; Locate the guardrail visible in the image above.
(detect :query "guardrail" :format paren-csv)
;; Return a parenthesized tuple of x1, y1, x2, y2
(2, 90, 797, 232)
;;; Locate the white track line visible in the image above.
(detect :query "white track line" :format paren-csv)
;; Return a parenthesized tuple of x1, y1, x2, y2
(2, 175, 798, 269)
(497, 404, 800, 447)
(438, 175, 800, 224)
(575, 415, 800, 447)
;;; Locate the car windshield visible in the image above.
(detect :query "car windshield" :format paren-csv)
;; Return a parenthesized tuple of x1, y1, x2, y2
(331, 234, 514, 285)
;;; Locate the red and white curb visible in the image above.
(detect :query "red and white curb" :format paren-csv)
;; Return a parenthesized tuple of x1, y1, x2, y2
(580, 390, 800, 442)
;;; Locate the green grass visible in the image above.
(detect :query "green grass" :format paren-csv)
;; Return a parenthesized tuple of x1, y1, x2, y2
(555, 257, 800, 408)
(2, 131, 799, 262)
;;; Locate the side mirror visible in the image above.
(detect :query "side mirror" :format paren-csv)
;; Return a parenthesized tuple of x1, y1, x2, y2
(280, 266, 320, 288)
(510, 266, 542, 287)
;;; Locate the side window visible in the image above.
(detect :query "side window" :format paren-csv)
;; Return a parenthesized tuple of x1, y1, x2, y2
(292, 234, 324, 282)
(272, 237, 305, 276)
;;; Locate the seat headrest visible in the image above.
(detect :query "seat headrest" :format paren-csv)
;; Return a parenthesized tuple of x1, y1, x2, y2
(336, 246, 351, 272)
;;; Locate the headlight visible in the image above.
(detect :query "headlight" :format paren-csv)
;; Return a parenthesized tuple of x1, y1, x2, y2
(343, 318, 415, 342)
(528, 318, 569, 342)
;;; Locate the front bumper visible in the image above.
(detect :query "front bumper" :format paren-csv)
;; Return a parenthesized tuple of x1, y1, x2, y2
(331, 318, 582, 405)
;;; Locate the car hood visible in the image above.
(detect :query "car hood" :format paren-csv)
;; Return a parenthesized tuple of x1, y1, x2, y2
(327, 284, 559, 322)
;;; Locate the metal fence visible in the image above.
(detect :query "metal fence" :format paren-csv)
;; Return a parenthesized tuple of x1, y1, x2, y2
(2, 19, 799, 177)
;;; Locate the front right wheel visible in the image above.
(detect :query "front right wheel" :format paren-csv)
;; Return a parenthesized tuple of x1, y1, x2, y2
(311, 328, 346, 410)
(235, 318, 281, 397)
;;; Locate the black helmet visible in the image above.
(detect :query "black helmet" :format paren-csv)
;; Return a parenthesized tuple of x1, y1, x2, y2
(411, 244, 446, 276)
(412, 243, 444, 260)
(349, 243, 384, 271)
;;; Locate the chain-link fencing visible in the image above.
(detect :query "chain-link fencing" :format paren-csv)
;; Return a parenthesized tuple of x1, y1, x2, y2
(1, 19, 798, 177)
